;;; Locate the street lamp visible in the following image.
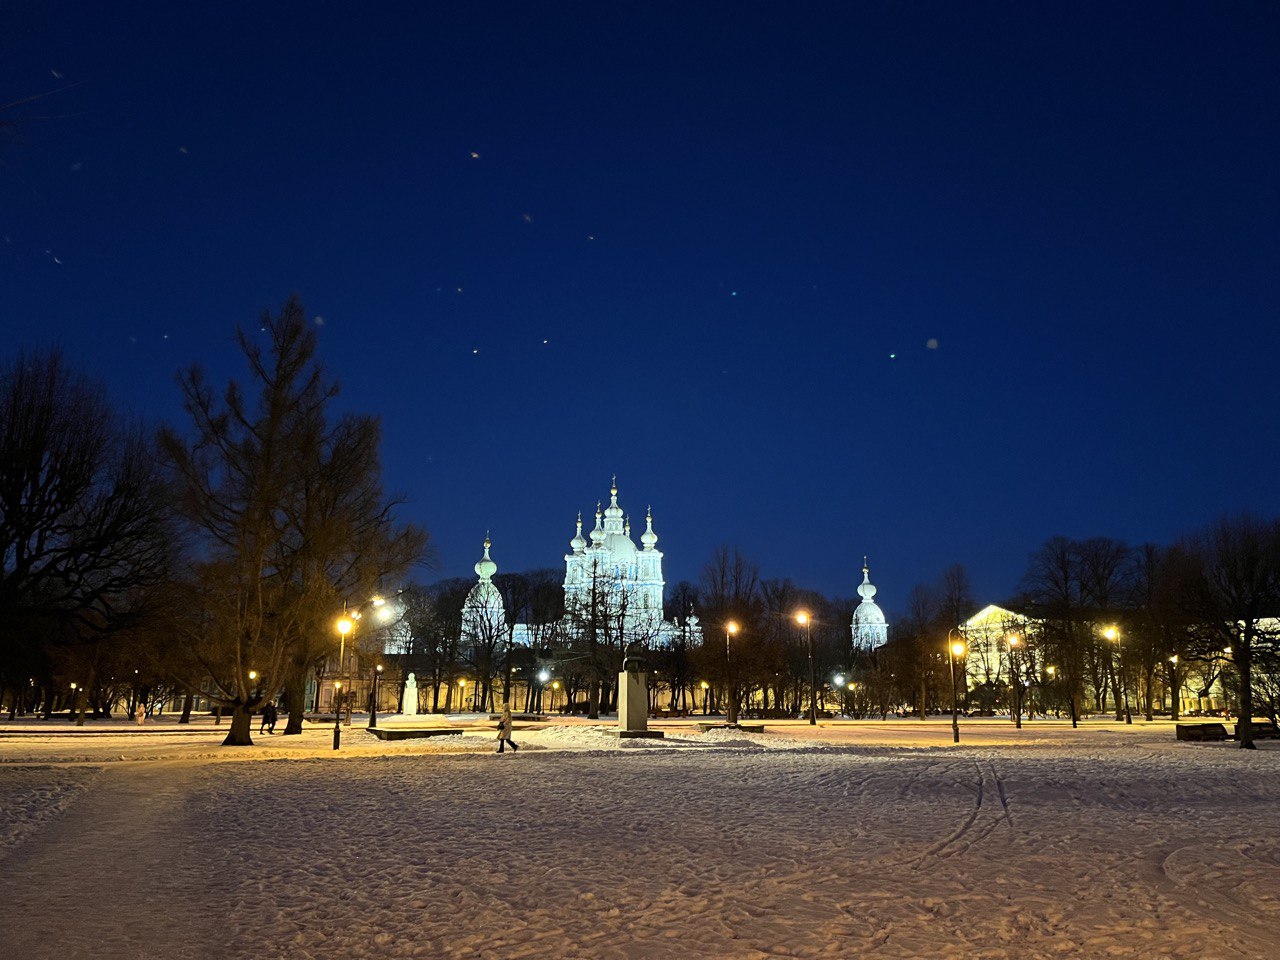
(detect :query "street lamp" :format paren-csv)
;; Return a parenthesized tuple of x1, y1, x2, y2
(369, 664, 383, 729)
(551, 680, 561, 713)
(1008, 635, 1023, 729)
(458, 677, 469, 714)
(1104, 626, 1131, 724)
(725, 621, 740, 725)
(700, 680, 710, 715)
(795, 611, 816, 725)
(334, 615, 353, 750)
(947, 630, 965, 744)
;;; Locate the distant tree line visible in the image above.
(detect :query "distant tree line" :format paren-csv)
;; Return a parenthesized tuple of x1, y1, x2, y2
(875, 526, 1280, 749)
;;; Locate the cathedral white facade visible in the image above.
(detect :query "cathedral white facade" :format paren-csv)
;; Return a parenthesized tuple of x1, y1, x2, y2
(461, 480, 698, 650)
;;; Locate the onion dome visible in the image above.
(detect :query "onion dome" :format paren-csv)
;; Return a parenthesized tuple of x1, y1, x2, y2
(641, 507, 658, 550)
(857, 557, 876, 602)
(474, 534, 498, 581)
(569, 512, 587, 553)
(852, 557, 888, 643)
(589, 503, 606, 545)
(604, 476, 624, 525)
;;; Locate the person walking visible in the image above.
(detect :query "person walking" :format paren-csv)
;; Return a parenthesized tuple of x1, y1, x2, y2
(259, 701, 277, 735)
(496, 703, 519, 753)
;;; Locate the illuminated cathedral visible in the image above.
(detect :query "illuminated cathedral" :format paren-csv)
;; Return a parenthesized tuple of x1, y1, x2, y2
(463, 479, 698, 649)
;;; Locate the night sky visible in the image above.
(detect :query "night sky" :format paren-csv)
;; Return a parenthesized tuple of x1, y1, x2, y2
(4, 3, 1278, 608)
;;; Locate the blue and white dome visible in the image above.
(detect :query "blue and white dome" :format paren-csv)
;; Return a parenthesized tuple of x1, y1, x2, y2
(851, 558, 888, 647)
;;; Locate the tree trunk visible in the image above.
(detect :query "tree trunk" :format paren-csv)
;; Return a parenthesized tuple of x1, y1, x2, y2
(222, 705, 254, 746)
(281, 671, 306, 735)
(179, 692, 194, 724)
(587, 677, 601, 720)
(1238, 634, 1255, 749)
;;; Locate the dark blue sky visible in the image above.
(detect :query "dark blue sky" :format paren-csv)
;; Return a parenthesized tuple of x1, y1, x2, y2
(4, 2, 1278, 609)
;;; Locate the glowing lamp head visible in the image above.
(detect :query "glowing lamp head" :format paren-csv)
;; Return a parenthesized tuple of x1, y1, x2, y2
(376, 664, 384, 673)
(1103, 626, 1118, 641)
(334, 681, 342, 691)
(834, 673, 846, 687)
(700, 681, 709, 690)
(70, 682, 77, 691)
(1168, 655, 1178, 665)
(537, 669, 551, 684)
(795, 611, 810, 627)
(248, 670, 258, 681)
(552, 681, 561, 690)
(1008, 635, 1020, 647)
(458, 678, 467, 687)
(726, 620, 740, 636)
(1047, 665, 1056, 676)
(951, 642, 966, 657)
(336, 616, 353, 636)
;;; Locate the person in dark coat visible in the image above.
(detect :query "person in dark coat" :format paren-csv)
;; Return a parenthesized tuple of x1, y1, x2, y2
(259, 701, 278, 735)
(496, 703, 519, 753)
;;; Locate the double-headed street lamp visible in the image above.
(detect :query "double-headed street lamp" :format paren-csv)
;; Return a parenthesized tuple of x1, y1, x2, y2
(947, 629, 966, 744)
(795, 611, 816, 725)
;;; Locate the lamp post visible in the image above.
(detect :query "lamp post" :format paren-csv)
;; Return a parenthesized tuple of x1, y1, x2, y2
(458, 677, 469, 714)
(725, 620, 740, 725)
(334, 615, 353, 750)
(700, 680, 710, 715)
(369, 664, 383, 729)
(1008, 635, 1023, 729)
(1046, 665, 1057, 718)
(795, 611, 816, 725)
(834, 673, 846, 717)
(947, 630, 965, 744)
(550, 680, 561, 714)
(1105, 626, 1131, 724)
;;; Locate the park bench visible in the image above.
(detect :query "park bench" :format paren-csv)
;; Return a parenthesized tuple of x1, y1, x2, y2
(368, 728, 464, 741)
(1234, 720, 1280, 740)
(1175, 723, 1229, 742)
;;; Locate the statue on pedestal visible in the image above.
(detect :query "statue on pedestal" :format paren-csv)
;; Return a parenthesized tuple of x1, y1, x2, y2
(402, 673, 419, 716)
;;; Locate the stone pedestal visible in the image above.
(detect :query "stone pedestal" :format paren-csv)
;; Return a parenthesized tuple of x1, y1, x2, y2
(616, 654, 664, 740)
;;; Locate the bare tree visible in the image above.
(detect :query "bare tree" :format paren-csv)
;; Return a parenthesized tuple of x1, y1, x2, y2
(159, 298, 426, 745)
(1181, 514, 1280, 749)
(0, 350, 171, 722)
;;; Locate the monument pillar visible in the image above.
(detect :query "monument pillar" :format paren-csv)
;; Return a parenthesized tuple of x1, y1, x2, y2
(616, 651, 664, 739)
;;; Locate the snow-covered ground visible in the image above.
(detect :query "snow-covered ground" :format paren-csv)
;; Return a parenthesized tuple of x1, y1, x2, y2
(2, 718, 1278, 958)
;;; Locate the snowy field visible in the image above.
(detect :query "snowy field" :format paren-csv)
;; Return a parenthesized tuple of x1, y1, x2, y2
(2, 718, 1278, 959)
